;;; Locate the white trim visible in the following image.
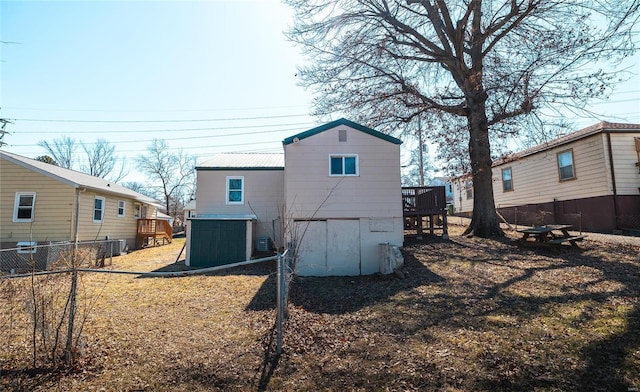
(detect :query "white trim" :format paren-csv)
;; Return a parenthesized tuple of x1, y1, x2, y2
(329, 154, 359, 176)
(117, 200, 126, 217)
(225, 176, 245, 205)
(12, 192, 36, 223)
(93, 196, 106, 223)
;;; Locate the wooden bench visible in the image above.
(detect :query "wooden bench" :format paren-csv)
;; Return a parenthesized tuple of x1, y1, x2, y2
(547, 235, 586, 246)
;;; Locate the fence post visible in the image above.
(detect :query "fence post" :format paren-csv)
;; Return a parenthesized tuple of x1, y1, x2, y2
(276, 251, 284, 355)
(65, 268, 78, 365)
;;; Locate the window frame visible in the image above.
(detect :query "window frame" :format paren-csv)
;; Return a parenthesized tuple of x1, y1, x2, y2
(134, 203, 141, 218)
(226, 176, 245, 205)
(465, 180, 473, 200)
(501, 167, 514, 192)
(117, 200, 126, 217)
(557, 149, 576, 181)
(93, 196, 106, 223)
(16, 241, 37, 254)
(12, 192, 37, 223)
(329, 154, 359, 176)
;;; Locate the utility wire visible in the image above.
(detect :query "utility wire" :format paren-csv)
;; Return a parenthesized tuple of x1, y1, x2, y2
(10, 113, 311, 123)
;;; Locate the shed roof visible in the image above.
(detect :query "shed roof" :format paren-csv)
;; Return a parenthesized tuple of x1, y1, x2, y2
(282, 118, 402, 145)
(197, 153, 284, 170)
(0, 150, 162, 206)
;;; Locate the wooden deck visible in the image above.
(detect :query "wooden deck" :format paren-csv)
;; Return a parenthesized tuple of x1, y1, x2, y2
(136, 219, 173, 249)
(402, 186, 448, 237)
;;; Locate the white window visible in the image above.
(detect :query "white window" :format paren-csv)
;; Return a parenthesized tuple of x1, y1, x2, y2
(93, 197, 105, 223)
(557, 149, 575, 181)
(465, 180, 473, 199)
(117, 200, 125, 217)
(13, 192, 36, 222)
(134, 203, 141, 218)
(16, 241, 37, 254)
(226, 176, 244, 205)
(329, 155, 358, 176)
(502, 168, 513, 192)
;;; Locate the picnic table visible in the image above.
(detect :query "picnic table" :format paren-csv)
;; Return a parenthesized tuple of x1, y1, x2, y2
(517, 224, 586, 248)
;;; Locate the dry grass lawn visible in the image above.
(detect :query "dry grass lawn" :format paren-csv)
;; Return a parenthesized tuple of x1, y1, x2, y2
(1, 226, 639, 391)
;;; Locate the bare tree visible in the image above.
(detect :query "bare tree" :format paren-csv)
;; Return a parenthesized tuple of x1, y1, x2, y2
(80, 139, 128, 182)
(135, 139, 196, 216)
(38, 136, 76, 169)
(285, 0, 639, 237)
(38, 137, 127, 181)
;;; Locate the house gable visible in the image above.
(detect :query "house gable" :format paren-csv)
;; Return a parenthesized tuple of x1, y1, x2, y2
(283, 118, 402, 146)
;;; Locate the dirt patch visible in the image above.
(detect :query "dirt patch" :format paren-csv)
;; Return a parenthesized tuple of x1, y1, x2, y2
(1, 228, 639, 391)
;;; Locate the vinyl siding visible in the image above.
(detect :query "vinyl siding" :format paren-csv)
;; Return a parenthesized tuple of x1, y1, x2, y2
(76, 190, 140, 243)
(1, 157, 148, 245)
(452, 132, 640, 214)
(284, 125, 402, 219)
(607, 133, 640, 195)
(195, 169, 285, 239)
(0, 159, 75, 242)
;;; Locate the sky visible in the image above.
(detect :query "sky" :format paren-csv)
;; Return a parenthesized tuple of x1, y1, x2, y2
(1, 0, 639, 184)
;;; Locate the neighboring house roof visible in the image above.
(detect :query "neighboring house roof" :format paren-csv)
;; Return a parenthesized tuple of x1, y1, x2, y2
(0, 150, 161, 206)
(196, 153, 285, 170)
(282, 118, 403, 145)
(450, 121, 640, 181)
(184, 199, 196, 210)
(493, 121, 640, 166)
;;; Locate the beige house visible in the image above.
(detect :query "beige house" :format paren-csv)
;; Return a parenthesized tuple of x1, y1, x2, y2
(0, 150, 164, 259)
(187, 119, 404, 276)
(452, 122, 640, 233)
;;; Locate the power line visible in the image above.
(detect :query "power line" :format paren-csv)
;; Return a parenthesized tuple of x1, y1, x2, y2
(12, 121, 317, 134)
(9, 113, 311, 123)
(9, 123, 316, 148)
(2, 104, 309, 113)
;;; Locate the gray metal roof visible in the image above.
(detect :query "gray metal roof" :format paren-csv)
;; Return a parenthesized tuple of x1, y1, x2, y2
(197, 153, 284, 170)
(0, 150, 162, 206)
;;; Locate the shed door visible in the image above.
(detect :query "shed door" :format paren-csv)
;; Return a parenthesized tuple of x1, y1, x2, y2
(327, 220, 361, 276)
(190, 220, 246, 268)
(295, 219, 361, 276)
(295, 221, 327, 276)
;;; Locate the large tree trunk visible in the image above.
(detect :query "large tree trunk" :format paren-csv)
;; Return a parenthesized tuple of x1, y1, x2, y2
(463, 94, 503, 238)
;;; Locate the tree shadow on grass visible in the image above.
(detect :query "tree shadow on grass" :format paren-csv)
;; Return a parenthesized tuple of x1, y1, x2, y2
(286, 244, 446, 315)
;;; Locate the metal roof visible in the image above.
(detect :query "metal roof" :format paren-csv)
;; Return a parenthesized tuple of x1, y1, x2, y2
(0, 150, 162, 206)
(197, 153, 284, 170)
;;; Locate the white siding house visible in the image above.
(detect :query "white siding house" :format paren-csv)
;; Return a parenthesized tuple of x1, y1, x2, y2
(188, 119, 405, 276)
(452, 122, 640, 233)
(283, 119, 404, 276)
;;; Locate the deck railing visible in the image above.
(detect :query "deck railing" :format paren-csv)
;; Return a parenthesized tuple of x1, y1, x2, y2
(402, 186, 447, 216)
(136, 219, 173, 248)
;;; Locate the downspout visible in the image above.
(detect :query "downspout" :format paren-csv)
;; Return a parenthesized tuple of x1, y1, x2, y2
(74, 188, 87, 247)
(605, 132, 620, 230)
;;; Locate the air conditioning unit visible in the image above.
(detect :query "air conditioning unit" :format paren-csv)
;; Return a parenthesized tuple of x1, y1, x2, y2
(255, 236, 272, 252)
(112, 239, 127, 256)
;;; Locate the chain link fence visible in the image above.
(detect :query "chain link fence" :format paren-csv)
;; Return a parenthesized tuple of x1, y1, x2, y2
(0, 240, 124, 275)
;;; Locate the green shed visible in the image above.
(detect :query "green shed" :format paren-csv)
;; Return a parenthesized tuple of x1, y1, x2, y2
(187, 215, 255, 268)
